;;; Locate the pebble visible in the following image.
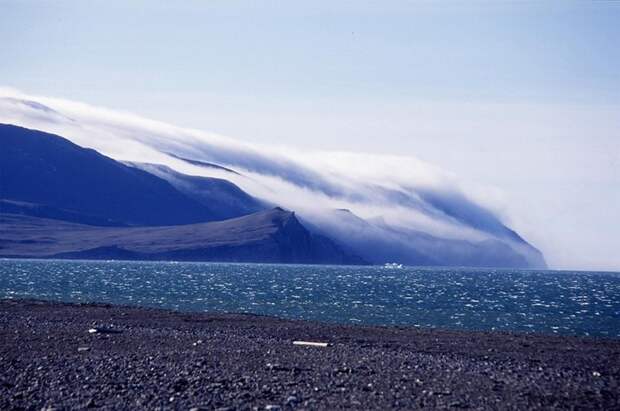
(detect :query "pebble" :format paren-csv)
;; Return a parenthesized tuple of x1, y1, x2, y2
(1, 299, 619, 411)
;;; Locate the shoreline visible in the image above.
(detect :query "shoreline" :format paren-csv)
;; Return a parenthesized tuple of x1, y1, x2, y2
(2, 296, 619, 341)
(1, 299, 619, 410)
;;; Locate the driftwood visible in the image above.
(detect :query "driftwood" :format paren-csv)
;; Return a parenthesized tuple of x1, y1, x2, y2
(292, 340, 330, 347)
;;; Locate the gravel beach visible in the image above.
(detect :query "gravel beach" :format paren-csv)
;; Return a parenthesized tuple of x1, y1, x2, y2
(1, 299, 619, 410)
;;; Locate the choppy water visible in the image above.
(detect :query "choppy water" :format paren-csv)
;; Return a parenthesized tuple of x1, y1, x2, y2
(1, 259, 619, 337)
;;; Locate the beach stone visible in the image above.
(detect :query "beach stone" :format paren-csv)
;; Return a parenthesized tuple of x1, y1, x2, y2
(172, 378, 189, 392)
(1, 299, 619, 411)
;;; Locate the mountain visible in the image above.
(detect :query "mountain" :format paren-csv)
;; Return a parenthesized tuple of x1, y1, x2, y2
(126, 162, 266, 221)
(164, 152, 241, 175)
(0, 199, 128, 227)
(0, 124, 259, 226)
(0, 122, 545, 268)
(1, 95, 551, 269)
(306, 208, 545, 268)
(0, 124, 364, 264)
(0, 209, 365, 264)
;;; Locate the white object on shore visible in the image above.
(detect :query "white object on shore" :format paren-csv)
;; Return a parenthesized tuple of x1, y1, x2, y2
(293, 340, 330, 347)
(87, 327, 123, 334)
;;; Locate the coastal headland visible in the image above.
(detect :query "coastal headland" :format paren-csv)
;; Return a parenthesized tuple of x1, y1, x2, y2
(1, 299, 618, 410)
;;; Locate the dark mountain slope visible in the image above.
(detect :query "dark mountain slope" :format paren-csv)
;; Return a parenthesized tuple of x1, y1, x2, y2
(0, 199, 128, 227)
(0, 124, 225, 226)
(0, 209, 366, 265)
(128, 162, 266, 221)
(309, 209, 545, 269)
(0, 123, 545, 268)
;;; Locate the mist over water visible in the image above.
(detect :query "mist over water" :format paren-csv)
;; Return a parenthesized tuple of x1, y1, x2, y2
(2, 259, 619, 338)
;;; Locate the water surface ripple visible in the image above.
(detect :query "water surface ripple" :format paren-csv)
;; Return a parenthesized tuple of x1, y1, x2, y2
(1, 259, 619, 337)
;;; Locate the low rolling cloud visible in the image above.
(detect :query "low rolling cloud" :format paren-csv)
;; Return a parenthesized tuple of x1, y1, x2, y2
(0, 87, 532, 255)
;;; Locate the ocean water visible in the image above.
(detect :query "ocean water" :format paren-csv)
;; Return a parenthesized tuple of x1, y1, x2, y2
(1, 259, 619, 338)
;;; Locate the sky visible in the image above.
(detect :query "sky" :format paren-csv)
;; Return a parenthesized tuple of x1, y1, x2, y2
(1, 1, 619, 271)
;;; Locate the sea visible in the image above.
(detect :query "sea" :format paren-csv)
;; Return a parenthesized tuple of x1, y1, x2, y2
(1, 259, 619, 338)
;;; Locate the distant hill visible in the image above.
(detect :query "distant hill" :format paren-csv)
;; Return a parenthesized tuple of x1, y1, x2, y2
(0, 124, 364, 264)
(0, 199, 128, 227)
(0, 123, 545, 268)
(306, 208, 545, 268)
(0, 209, 366, 265)
(127, 162, 266, 221)
(0, 124, 259, 226)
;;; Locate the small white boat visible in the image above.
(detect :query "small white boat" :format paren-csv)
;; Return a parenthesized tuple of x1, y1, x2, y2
(383, 262, 403, 269)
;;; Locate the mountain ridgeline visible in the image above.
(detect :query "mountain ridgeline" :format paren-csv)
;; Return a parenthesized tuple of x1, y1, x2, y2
(0, 124, 546, 268)
(0, 124, 259, 226)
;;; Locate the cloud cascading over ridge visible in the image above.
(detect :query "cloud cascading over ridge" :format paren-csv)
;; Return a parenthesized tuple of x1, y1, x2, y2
(0, 87, 545, 266)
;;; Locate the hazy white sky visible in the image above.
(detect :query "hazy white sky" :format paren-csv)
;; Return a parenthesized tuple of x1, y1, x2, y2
(1, 1, 619, 270)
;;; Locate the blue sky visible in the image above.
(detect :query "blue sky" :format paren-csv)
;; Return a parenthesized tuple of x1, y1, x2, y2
(3, 1, 619, 106)
(2, 1, 619, 270)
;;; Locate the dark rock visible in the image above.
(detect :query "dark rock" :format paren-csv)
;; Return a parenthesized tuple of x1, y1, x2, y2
(1, 298, 619, 410)
(173, 378, 189, 392)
